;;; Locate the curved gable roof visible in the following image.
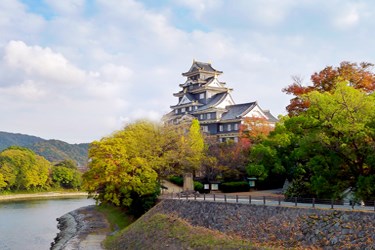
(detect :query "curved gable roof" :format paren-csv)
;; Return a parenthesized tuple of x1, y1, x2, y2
(195, 92, 230, 111)
(221, 102, 257, 120)
(182, 61, 223, 76)
(177, 93, 194, 105)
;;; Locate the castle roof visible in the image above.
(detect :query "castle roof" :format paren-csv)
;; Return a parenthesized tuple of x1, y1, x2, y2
(182, 61, 223, 76)
(221, 102, 257, 120)
(263, 110, 278, 122)
(195, 92, 230, 112)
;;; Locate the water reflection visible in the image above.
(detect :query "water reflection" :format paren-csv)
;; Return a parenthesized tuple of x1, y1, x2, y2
(0, 197, 94, 250)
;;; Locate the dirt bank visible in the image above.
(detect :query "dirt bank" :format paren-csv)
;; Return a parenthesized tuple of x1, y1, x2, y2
(51, 205, 110, 250)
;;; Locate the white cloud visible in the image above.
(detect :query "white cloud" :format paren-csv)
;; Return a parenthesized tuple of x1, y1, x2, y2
(175, 0, 221, 18)
(332, 4, 361, 29)
(0, 80, 46, 100)
(44, 0, 85, 15)
(4, 40, 86, 86)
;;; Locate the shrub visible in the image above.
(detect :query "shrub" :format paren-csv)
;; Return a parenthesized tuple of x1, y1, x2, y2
(169, 176, 183, 186)
(220, 181, 250, 193)
(194, 181, 204, 193)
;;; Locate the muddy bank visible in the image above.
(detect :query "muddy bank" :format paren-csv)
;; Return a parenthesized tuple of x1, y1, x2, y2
(51, 205, 110, 250)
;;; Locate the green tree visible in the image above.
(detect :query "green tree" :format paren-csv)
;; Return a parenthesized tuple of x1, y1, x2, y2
(250, 82, 375, 199)
(283, 61, 375, 116)
(0, 173, 6, 189)
(82, 121, 160, 207)
(54, 159, 78, 169)
(0, 146, 51, 190)
(183, 119, 205, 172)
(52, 160, 82, 189)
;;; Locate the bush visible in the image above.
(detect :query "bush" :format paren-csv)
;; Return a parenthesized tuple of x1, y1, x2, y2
(169, 176, 183, 186)
(194, 181, 203, 193)
(129, 183, 161, 218)
(220, 181, 250, 193)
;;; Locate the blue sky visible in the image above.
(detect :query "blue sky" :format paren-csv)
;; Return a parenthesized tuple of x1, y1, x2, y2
(1, 0, 375, 143)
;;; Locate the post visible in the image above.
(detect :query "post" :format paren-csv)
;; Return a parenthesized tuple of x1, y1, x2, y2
(194, 194, 196, 200)
(186, 194, 188, 200)
(225, 194, 227, 203)
(236, 195, 238, 203)
(294, 197, 297, 207)
(278, 197, 281, 205)
(331, 199, 334, 209)
(249, 195, 252, 204)
(373, 201, 375, 211)
(213, 194, 216, 201)
(204, 193, 206, 201)
(263, 196, 266, 205)
(312, 198, 315, 208)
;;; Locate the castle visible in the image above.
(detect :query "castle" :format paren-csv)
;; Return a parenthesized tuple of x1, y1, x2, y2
(163, 60, 277, 142)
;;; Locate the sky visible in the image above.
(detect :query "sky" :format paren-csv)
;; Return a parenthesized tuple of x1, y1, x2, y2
(1, 0, 375, 143)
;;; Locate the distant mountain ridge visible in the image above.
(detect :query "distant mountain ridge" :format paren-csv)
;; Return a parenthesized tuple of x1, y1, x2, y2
(0, 131, 89, 167)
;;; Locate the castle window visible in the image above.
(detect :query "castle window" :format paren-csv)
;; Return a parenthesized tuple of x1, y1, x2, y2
(234, 123, 239, 130)
(219, 125, 223, 132)
(181, 107, 185, 113)
(207, 113, 211, 119)
(228, 124, 232, 131)
(199, 93, 205, 99)
(175, 109, 178, 114)
(200, 114, 204, 120)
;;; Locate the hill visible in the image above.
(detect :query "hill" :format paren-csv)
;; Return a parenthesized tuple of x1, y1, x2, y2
(0, 131, 89, 167)
(0, 131, 44, 148)
(105, 212, 261, 250)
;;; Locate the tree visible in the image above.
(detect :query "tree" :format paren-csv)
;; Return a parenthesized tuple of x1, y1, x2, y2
(250, 82, 375, 199)
(283, 62, 375, 116)
(182, 119, 205, 172)
(240, 116, 274, 145)
(52, 160, 82, 189)
(82, 119, 208, 209)
(82, 121, 160, 207)
(0, 146, 51, 190)
(54, 159, 78, 169)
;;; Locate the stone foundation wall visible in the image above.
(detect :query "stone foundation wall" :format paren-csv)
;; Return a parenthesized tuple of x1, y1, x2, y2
(150, 200, 375, 249)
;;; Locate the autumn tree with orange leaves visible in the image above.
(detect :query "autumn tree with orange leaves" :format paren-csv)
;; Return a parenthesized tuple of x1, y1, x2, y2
(283, 62, 375, 116)
(239, 117, 274, 145)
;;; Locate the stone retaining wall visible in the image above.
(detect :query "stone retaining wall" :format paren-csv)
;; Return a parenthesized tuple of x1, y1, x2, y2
(150, 199, 375, 249)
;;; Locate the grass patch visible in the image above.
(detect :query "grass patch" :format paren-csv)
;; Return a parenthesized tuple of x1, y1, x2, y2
(106, 213, 269, 249)
(96, 203, 134, 231)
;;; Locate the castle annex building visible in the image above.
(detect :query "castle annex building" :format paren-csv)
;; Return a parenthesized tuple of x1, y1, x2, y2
(163, 61, 278, 142)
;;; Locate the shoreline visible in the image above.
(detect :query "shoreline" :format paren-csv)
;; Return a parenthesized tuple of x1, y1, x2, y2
(0, 192, 89, 202)
(51, 205, 111, 250)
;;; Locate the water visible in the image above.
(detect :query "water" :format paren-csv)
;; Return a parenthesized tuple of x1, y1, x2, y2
(0, 197, 95, 250)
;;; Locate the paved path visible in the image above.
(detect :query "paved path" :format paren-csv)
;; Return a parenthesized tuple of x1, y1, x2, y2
(161, 180, 183, 193)
(163, 192, 375, 212)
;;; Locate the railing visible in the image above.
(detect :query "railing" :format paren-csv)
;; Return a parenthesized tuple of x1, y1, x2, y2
(160, 193, 375, 212)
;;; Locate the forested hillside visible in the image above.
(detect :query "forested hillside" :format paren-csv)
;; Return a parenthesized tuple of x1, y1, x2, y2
(0, 131, 89, 167)
(0, 131, 44, 149)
